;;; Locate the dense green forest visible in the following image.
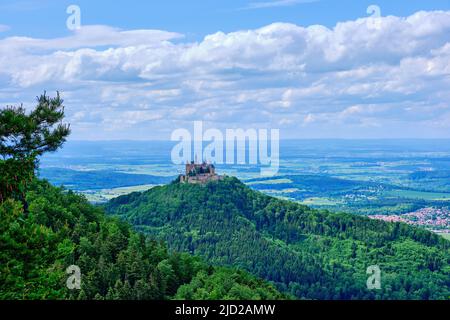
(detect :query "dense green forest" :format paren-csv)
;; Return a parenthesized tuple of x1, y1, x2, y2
(0, 180, 285, 300)
(2, 93, 450, 300)
(105, 177, 450, 300)
(0, 93, 284, 300)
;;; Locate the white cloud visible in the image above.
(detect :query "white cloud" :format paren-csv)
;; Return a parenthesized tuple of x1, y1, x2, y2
(0, 25, 181, 52)
(1, 10, 450, 139)
(0, 25, 10, 32)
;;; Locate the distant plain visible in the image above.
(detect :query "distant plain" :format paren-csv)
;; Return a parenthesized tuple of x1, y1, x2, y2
(40, 139, 450, 236)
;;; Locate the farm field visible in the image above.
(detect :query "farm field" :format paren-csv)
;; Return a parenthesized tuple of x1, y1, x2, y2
(441, 233, 450, 240)
(40, 139, 450, 233)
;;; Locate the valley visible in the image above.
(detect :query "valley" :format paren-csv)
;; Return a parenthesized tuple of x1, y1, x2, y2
(40, 140, 450, 237)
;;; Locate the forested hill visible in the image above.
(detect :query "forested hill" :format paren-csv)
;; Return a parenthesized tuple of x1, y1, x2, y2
(0, 93, 285, 300)
(0, 180, 285, 300)
(105, 177, 450, 300)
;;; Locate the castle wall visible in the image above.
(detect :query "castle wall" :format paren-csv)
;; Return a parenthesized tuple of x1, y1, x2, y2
(179, 162, 220, 184)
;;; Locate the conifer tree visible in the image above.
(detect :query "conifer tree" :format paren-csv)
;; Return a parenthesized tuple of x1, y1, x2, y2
(0, 92, 70, 206)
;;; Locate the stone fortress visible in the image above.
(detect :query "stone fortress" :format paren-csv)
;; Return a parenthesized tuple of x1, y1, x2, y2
(179, 161, 223, 184)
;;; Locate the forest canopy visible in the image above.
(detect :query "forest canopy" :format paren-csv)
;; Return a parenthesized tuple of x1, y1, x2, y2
(105, 177, 450, 300)
(0, 95, 284, 300)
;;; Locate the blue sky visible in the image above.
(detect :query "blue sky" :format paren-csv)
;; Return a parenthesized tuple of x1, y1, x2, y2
(1, 0, 450, 140)
(2, 0, 450, 39)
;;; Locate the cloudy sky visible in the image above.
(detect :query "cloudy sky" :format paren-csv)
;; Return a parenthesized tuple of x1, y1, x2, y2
(1, 0, 450, 140)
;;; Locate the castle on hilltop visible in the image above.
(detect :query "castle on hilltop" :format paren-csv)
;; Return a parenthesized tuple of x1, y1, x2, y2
(179, 161, 223, 184)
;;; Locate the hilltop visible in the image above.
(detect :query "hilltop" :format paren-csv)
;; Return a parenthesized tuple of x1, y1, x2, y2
(105, 176, 450, 300)
(0, 93, 285, 300)
(0, 179, 285, 300)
